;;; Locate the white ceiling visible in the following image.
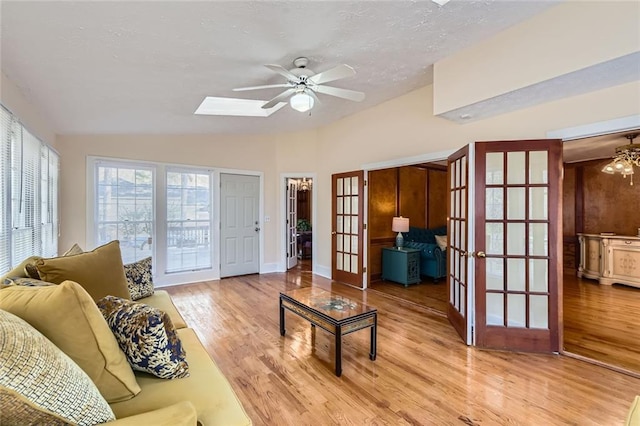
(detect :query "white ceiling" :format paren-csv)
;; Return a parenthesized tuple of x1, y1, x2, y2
(1, 0, 564, 136)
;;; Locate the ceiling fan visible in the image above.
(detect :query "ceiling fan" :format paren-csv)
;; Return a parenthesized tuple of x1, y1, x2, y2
(233, 57, 365, 113)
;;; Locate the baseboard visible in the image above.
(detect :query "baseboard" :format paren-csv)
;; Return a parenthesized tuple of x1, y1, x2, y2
(314, 264, 331, 279)
(260, 262, 279, 273)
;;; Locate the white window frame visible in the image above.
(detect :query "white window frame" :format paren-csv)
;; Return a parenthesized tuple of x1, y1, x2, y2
(0, 104, 59, 275)
(87, 156, 220, 287)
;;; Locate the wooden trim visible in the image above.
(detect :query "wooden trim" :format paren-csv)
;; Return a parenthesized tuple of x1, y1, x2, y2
(575, 165, 584, 234)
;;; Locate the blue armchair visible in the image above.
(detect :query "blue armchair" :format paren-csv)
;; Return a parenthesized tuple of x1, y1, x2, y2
(403, 226, 447, 282)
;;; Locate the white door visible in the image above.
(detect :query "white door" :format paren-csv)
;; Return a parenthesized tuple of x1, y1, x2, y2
(220, 173, 260, 277)
(286, 179, 298, 269)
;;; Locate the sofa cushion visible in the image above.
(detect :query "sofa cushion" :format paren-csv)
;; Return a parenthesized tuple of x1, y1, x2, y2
(0, 309, 115, 425)
(97, 296, 189, 379)
(35, 240, 131, 301)
(138, 290, 188, 329)
(108, 401, 198, 426)
(0, 255, 41, 282)
(627, 395, 640, 426)
(0, 281, 140, 403)
(124, 256, 154, 300)
(23, 243, 84, 280)
(109, 328, 252, 426)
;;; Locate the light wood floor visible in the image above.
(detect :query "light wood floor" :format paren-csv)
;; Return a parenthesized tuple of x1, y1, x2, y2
(563, 271, 640, 374)
(369, 278, 448, 314)
(165, 269, 639, 425)
(371, 269, 640, 375)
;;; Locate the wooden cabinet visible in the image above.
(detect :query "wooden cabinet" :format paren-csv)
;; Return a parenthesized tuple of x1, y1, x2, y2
(577, 233, 640, 288)
(381, 247, 421, 286)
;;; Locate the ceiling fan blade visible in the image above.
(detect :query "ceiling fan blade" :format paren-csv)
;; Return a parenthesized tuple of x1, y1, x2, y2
(308, 64, 356, 85)
(233, 83, 291, 92)
(265, 64, 299, 82)
(262, 88, 296, 109)
(313, 85, 365, 102)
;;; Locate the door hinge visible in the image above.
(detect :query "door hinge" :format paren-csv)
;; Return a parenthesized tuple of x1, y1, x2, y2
(364, 179, 367, 186)
(363, 223, 367, 230)
(363, 267, 367, 273)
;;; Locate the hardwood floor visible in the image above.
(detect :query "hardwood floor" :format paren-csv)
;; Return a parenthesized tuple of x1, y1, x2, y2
(563, 271, 640, 374)
(165, 270, 639, 425)
(369, 278, 447, 314)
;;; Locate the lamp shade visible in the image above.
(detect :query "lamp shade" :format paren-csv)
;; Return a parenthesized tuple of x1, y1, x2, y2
(392, 216, 409, 233)
(290, 92, 314, 112)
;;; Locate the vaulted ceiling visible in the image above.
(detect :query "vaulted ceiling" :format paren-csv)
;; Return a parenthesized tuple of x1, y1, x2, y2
(1, 0, 562, 135)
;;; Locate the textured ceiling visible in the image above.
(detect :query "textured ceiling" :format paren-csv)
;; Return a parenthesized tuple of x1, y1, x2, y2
(1, 0, 561, 135)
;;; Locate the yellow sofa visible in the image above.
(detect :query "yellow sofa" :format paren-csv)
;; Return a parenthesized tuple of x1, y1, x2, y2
(1, 261, 252, 426)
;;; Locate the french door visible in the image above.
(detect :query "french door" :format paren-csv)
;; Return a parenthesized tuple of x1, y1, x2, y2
(332, 171, 365, 287)
(447, 146, 471, 344)
(286, 179, 298, 269)
(447, 139, 562, 353)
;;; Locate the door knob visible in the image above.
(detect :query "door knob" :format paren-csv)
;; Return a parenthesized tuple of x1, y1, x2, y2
(331, 231, 337, 235)
(475, 251, 486, 258)
(255, 227, 260, 232)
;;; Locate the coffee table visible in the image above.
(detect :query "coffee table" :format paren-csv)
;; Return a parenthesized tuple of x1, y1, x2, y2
(279, 287, 377, 377)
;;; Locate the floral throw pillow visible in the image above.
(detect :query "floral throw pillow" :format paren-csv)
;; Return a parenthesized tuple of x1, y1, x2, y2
(1, 277, 55, 290)
(97, 296, 189, 380)
(124, 257, 154, 300)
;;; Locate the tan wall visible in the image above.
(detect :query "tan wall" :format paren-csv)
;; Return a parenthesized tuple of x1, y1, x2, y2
(434, 2, 640, 114)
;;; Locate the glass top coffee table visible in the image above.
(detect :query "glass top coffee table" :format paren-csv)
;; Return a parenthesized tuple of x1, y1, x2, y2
(279, 287, 377, 377)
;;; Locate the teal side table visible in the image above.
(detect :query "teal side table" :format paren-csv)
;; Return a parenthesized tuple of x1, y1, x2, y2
(381, 247, 421, 286)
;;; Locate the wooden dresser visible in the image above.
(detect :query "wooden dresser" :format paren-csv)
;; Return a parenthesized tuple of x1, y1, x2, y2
(577, 233, 640, 288)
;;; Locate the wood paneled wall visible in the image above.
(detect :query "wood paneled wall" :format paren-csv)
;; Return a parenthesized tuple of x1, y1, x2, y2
(427, 168, 447, 228)
(368, 169, 398, 281)
(563, 159, 640, 269)
(368, 165, 448, 282)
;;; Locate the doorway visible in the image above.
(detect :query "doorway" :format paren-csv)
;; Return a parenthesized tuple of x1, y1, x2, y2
(367, 163, 449, 313)
(282, 173, 316, 273)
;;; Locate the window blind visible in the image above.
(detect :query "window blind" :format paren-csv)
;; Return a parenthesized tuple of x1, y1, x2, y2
(0, 104, 59, 275)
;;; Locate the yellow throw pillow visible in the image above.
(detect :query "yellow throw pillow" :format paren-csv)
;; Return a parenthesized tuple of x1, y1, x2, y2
(0, 255, 41, 282)
(0, 280, 140, 403)
(35, 240, 131, 301)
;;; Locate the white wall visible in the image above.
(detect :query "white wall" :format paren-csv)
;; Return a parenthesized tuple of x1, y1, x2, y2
(1, 72, 57, 146)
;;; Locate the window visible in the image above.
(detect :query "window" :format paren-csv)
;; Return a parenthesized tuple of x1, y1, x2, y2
(0, 105, 59, 275)
(95, 163, 154, 264)
(90, 158, 215, 286)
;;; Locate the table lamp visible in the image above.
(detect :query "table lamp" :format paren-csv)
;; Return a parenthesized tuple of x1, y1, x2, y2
(392, 216, 409, 249)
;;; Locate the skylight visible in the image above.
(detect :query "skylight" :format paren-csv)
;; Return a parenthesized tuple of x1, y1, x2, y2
(194, 97, 286, 117)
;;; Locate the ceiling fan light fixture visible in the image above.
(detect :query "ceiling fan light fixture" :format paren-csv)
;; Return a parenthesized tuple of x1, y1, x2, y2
(290, 92, 314, 113)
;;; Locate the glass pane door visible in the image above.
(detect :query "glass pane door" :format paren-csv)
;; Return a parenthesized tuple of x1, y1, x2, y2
(447, 146, 470, 344)
(332, 171, 364, 287)
(475, 140, 561, 353)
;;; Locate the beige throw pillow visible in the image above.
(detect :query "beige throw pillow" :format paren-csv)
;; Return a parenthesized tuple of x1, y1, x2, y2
(435, 234, 448, 251)
(35, 240, 131, 301)
(0, 280, 140, 402)
(0, 309, 116, 424)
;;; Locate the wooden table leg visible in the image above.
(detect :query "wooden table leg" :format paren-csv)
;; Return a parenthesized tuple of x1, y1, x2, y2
(370, 313, 377, 361)
(335, 325, 342, 377)
(279, 298, 285, 336)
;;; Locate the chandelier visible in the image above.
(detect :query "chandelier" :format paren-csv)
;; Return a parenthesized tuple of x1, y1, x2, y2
(294, 177, 312, 191)
(601, 133, 640, 186)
